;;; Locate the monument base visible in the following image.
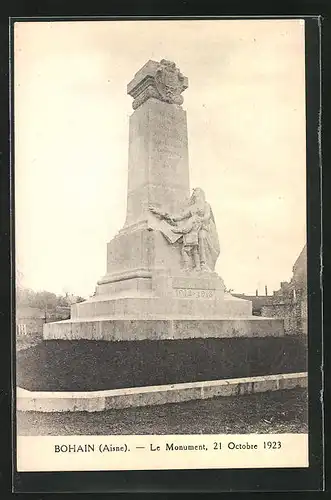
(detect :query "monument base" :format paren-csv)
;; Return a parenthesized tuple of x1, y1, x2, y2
(70, 294, 251, 320)
(44, 277, 281, 340)
(43, 316, 284, 341)
(71, 265, 250, 319)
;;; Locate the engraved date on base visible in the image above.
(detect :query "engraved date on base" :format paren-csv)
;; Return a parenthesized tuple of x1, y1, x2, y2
(175, 288, 215, 299)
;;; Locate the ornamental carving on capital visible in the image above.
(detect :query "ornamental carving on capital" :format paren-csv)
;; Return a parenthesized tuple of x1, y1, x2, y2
(154, 59, 186, 105)
(127, 59, 188, 110)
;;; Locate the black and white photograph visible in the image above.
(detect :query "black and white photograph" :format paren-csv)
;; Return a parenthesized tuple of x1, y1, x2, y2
(13, 18, 312, 473)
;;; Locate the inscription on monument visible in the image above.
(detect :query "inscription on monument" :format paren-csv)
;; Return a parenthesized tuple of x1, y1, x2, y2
(174, 288, 215, 299)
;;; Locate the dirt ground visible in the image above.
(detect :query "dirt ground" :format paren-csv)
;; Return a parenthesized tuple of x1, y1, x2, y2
(17, 387, 308, 436)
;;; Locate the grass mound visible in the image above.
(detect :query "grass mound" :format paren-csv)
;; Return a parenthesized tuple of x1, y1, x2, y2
(17, 336, 307, 392)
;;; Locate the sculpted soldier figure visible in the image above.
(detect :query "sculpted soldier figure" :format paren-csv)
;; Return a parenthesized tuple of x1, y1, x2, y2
(149, 188, 220, 272)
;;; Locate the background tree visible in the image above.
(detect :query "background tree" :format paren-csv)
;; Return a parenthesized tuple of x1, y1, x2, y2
(74, 296, 85, 303)
(29, 291, 58, 311)
(16, 285, 85, 311)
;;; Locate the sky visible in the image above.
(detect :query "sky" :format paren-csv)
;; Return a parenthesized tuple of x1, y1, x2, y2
(14, 19, 306, 297)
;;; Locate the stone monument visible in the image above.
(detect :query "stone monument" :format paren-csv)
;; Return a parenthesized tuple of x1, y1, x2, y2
(18, 60, 306, 420)
(44, 59, 283, 340)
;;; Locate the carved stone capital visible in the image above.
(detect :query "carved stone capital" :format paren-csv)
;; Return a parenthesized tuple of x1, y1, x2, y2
(132, 85, 160, 111)
(127, 59, 188, 110)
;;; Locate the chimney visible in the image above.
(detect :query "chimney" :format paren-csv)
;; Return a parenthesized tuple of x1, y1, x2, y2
(255, 289, 258, 297)
(265, 285, 268, 296)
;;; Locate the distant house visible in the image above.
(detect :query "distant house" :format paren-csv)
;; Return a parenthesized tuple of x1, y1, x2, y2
(16, 304, 72, 347)
(261, 245, 307, 335)
(16, 306, 45, 337)
(291, 244, 307, 297)
(231, 293, 274, 316)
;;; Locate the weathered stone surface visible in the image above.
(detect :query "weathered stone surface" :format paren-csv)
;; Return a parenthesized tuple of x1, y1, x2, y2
(101, 227, 183, 284)
(127, 59, 188, 110)
(43, 317, 284, 341)
(124, 98, 190, 228)
(16, 388, 105, 413)
(17, 372, 307, 412)
(70, 294, 251, 320)
(95, 278, 153, 297)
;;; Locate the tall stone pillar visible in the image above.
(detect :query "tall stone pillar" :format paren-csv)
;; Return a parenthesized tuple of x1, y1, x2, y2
(125, 60, 190, 226)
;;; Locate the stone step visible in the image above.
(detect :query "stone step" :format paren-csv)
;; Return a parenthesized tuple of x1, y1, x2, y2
(44, 317, 284, 341)
(17, 372, 308, 413)
(71, 294, 252, 319)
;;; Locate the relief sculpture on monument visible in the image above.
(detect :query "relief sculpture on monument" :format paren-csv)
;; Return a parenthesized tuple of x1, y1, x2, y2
(155, 59, 186, 105)
(149, 187, 220, 273)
